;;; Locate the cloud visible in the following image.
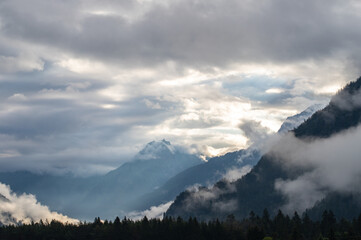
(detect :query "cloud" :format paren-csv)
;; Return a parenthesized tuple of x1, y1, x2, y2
(0, 54, 44, 73)
(0, 0, 359, 174)
(269, 124, 361, 214)
(2, 0, 361, 69)
(222, 165, 253, 182)
(0, 182, 78, 225)
(127, 201, 173, 221)
(181, 181, 238, 214)
(239, 120, 273, 146)
(330, 84, 361, 111)
(275, 174, 327, 214)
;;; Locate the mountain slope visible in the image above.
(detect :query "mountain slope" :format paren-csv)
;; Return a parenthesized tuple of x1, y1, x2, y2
(130, 149, 261, 211)
(81, 140, 202, 218)
(294, 78, 361, 138)
(166, 77, 361, 221)
(0, 140, 202, 220)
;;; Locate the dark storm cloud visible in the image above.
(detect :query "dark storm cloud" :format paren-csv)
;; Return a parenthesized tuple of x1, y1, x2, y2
(1, 0, 361, 68)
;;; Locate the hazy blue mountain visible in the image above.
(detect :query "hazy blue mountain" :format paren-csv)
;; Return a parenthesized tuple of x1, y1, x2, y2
(0, 101, 327, 220)
(93, 140, 201, 197)
(0, 140, 202, 220)
(166, 77, 361, 221)
(80, 140, 202, 219)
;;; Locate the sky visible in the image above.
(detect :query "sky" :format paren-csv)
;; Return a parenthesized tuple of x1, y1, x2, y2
(0, 0, 361, 175)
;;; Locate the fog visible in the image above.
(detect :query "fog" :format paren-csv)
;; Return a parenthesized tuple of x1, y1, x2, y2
(269, 125, 361, 213)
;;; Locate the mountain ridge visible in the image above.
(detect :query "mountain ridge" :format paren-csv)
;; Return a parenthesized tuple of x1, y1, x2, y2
(0, 140, 202, 220)
(166, 77, 361, 221)
(129, 104, 323, 211)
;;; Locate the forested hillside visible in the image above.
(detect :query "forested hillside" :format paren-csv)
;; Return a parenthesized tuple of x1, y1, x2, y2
(1, 210, 361, 240)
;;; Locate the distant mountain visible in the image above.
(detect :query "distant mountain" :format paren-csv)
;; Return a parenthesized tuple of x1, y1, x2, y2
(0, 140, 202, 220)
(0, 101, 326, 221)
(131, 104, 322, 211)
(130, 149, 261, 211)
(95, 140, 201, 198)
(166, 77, 361, 221)
(80, 140, 202, 219)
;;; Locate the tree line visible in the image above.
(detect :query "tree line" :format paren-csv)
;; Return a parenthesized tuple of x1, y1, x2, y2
(1, 209, 361, 240)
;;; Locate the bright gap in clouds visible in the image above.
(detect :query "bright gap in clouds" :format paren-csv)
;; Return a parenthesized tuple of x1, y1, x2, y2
(316, 84, 342, 95)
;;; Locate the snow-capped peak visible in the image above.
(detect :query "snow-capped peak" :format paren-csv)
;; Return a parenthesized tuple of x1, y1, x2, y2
(136, 139, 176, 160)
(278, 104, 326, 133)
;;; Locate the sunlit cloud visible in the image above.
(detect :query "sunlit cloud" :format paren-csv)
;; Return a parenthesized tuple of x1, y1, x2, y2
(315, 84, 342, 95)
(266, 88, 285, 94)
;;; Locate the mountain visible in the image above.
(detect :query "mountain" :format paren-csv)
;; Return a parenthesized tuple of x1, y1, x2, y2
(80, 140, 202, 219)
(294, 78, 361, 138)
(129, 149, 261, 211)
(305, 193, 361, 220)
(0, 140, 202, 220)
(0, 102, 328, 220)
(93, 140, 201, 199)
(130, 104, 323, 211)
(166, 77, 361, 221)
(278, 104, 325, 133)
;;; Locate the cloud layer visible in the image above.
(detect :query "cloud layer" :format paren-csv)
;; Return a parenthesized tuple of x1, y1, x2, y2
(0, 0, 360, 174)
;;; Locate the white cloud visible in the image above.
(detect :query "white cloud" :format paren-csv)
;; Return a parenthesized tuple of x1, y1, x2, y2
(222, 165, 252, 182)
(0, 183, 78, 225)
(269, 124, 361, 214)
(8, 93, 27, 101)
(127, 201, 173, 220)
(143, 99, 162, 109)
(0, 54, 43, 73)
(266, 88, 285, 94)
(182, 181, 238, 214)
